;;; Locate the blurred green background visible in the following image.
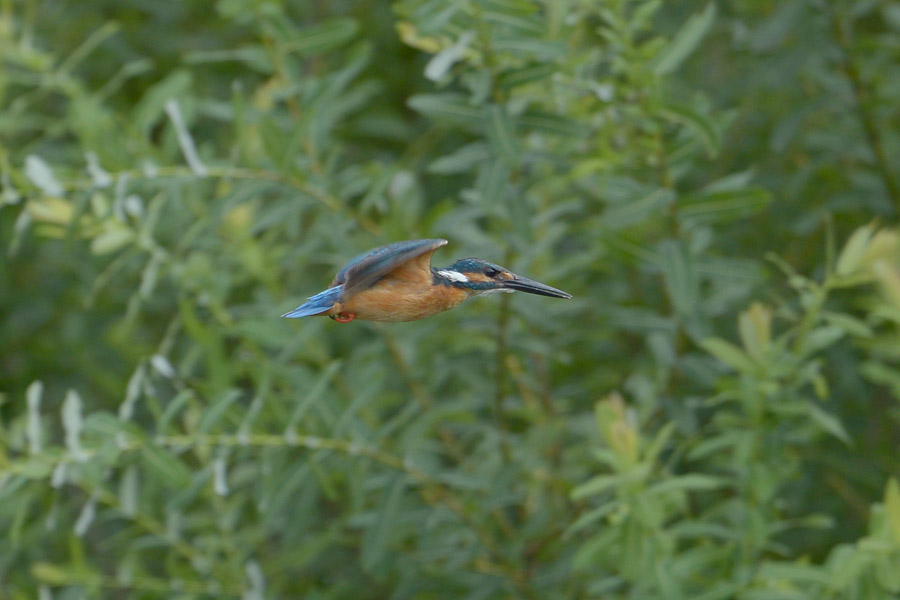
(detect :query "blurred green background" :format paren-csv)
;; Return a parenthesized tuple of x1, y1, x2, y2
(2, 0, 900, 598)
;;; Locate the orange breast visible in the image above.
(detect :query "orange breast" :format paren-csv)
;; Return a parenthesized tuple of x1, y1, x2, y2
(338, 279, 468, 322)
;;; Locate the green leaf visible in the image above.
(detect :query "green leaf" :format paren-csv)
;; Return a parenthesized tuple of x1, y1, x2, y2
(603, 188, 675, 230)
(90, 225, 134, 255)
(835, 224, 875, 277)
(133, 69, 193, 136)
(806, 402, 851, 444)
(679, 188, 772, 222)
(659, 102, 721, 157)
(197, 388, 242, 434)
(653, 3, 716, 75)
(700, 337, 757, 373)
(484, 104, 520, 166)
(518, 110, 585, 137)
(281, 18, 360, 56)
(26, 380, 43, 454)
(571, 474, 632, 500)
(648, 474, 727, 496)
(140, 443, 191, 488)
(24, 155, 64, 197)
(361, 474, 406, 573)
(427, 142, 492, 174)
(660, 239, 699, 317)
(886, 478, 900, 543)
(474, 157, 510, 210)
(424, 30, 474, 81)
(285, 361, 342, 434)
(407, 94, 482, 123)
(62, 389, 86, 461)
(498, 64, 555, 89)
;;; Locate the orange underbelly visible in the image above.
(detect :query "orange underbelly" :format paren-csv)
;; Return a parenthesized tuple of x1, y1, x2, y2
(339, 281, 467, 322)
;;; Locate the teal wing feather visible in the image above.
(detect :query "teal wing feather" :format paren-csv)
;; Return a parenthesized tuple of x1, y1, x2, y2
(281, 285, 344, 318)
(334, 239, 447, 296)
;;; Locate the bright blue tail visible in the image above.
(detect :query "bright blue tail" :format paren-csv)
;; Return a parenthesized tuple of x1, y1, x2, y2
(281, 285, 344, 318)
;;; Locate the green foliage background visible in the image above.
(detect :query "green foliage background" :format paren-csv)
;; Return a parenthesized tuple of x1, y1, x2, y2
(2, 0, 900, 597)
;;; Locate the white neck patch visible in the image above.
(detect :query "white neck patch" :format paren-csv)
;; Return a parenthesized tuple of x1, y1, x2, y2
(437, 269, 469, 283)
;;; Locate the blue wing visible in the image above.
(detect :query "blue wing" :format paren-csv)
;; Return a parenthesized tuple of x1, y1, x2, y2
(334, 239, 447, 296)
(281, 285, 344, 318)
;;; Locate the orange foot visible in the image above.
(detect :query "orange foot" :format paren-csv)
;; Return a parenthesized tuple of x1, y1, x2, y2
(332, 312, 356, 323)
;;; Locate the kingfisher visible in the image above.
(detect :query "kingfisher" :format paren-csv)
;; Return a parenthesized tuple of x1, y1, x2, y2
(282, 239, 571, 323)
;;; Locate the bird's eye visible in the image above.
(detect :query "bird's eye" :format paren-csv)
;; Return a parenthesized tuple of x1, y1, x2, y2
(484, 267, 500, 278)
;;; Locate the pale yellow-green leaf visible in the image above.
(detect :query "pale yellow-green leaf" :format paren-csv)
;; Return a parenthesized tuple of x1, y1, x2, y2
(886, 478, 900, 544)
(738, 302, 771, 362)
(835, 224, 875, 277)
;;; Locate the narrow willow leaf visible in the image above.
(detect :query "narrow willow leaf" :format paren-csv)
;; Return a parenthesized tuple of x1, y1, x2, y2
(138, 252, 162, 298)
(873, 260, 900, 310)
(822, 312, 873, 338)
(62, 390, 87, 462)
(150, 354, 176, 379)
(244, 560, 266, 600)
(133, 70, 193, 136)
(424, 31, 474, 81)
(119, 466, 139, 517)
(184, 46, 272, 72)
(518, 111, 585, 137)
(565, 501, 622, 536)
(361, 474, 406, 572)
(836, 224, 876, 276)
(1, 169, 22, 207)
(648, 474, 727, 495)
(141, 443, 191, 487)
(165, 100, 208, 176)
(603, 188, 675, 230)
(213, 457, 229, 496)
(157, 389, 194, 436)
(281, 18, 359, 56)
(85, 151, 112, 188)
(26, 380, 43, 454)
(427, 142, 491, 174)
(74, 492, 98, 537)
(485, 104, 520, 165)
(653, 3, 716, 75)
(493, 39, 565, 60)
(679, 188, 772, 222)
(51, 462, 67, 488)
(886, 478, 900, 543)
(571, 474, 628, 500)
(90, 225, 134, 255)
(8, 208, 31, 256)
(407, 94, 482, 123)
(197, 388, 242, 434)
(475, 157, 509, 210)
(700, 337, 757, 373)
(483, 10, 543, 34)
(738, 302, 771, 362)
(285, 361, 341, 434)
(659, 239, 698, 317)
(498, 63, 555, 89)
(24, 155, 64, 197)
(659, 103, 720, 157)
(119, 364, 144, 423)
(806, 402, 850, 444)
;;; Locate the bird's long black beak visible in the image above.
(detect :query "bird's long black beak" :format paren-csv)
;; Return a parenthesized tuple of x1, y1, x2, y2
(502, 276, 572, 299)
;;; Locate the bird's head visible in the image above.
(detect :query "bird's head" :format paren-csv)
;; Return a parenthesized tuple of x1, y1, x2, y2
(435, 258, 572, 299)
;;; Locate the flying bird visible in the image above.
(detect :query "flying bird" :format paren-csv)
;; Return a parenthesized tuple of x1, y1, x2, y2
(282, 239, 571, 323)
